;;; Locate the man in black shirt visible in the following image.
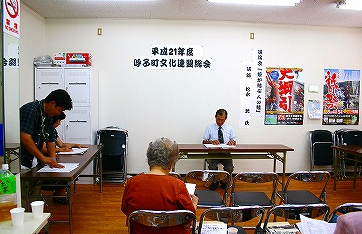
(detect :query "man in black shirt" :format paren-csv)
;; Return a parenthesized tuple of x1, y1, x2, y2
(20, 89, 73, 205)
(20, 89, 73, 169)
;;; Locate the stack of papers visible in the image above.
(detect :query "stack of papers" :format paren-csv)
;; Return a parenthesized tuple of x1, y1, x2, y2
(37, 163, 79, 173)
(203, 144, 236, 149)
(296, 214, 336, 234)
(57, 147, 88, 155)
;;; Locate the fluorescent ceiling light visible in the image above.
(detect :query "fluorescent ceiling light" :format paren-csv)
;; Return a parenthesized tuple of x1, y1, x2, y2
(208, 0, 302, 6)
(83, 0, 156, 1)
(337, 0, 362, 10)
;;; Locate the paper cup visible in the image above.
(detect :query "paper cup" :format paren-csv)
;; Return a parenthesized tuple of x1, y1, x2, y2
(227, 227, 238, 234)
(10, 207, 25, 226)
(185, 183, 196, 195)
(30, 201, 44, 218)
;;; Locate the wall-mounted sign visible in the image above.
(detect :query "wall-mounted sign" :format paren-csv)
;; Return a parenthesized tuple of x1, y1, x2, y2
(265, 67, 305, 125)
(4, 43, 19, 68)
(133, 45, 212, 69)
(323, 69, 360, 125)
(3, 0, 20, 38)
(239, 49, 264, 128)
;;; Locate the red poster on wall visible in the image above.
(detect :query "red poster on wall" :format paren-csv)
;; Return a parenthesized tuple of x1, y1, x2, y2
(323, 69, 360, 125)
(265, 67, 304, 125)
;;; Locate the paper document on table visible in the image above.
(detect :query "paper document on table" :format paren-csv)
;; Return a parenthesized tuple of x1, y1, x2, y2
(199, 221, 227, 234)
(37, 163, 79, 173)
(203, 144, 236, 149)
(266, 223, 299, 233)
(57, 147, 88, 155)
(296, 214, 336, 234)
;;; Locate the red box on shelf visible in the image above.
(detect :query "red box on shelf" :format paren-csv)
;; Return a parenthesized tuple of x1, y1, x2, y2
(66, 53, 92, 66)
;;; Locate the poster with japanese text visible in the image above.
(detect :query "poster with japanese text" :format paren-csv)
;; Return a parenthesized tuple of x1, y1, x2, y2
(323, 69, 360, 125)
(239, 49, 264, 128)
(265, 67, 304, 125)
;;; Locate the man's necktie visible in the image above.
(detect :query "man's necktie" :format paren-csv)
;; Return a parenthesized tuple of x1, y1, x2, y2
(218, 126, 224, 144)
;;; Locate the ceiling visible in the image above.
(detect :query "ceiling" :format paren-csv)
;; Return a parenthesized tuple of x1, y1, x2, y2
(21, 0, 362, 28)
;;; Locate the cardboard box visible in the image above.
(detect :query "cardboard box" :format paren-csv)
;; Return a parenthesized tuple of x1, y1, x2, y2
(54, 52, 66, 65)
(66, 53, 92, 66)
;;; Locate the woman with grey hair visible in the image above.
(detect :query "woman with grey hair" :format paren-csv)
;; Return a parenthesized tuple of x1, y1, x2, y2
(122, 137, 199, 234)
(147, 137, 179, 170)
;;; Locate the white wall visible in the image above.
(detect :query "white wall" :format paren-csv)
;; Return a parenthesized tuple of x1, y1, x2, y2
(19, 4, 45, 105)
(19, 4, 362, 174)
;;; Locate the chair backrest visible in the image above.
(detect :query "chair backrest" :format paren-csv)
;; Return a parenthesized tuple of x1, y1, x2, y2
(184, 170, 232, 206)
(309, 130, 334, 169)
(328, 203, 362, 222)
(168, 172, 182, 180)
(198, 206, 265, 234)
(128, 209, 196, 234)
(283, 171, 330, 202)
(310, 129, 333, 143)
(231, 172, 278, 207)
(184, 170, 232, 188)
(340, 130, 362, 147)
(263, 204, 330, 231)
(340, 130, 362, 166)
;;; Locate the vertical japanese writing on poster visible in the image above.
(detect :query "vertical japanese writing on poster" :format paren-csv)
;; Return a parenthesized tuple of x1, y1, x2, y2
(3, 0, 20, 38)
(251, 49, 264, 116)
(265, 67, 304, 125)
(133, 45, 212, 69)
(323, 69, 360, 125)
(239, 61, 253, 128)
(239, 49, 264, 128)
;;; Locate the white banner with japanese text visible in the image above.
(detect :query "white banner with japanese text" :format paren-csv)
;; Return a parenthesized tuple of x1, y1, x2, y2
(133, 45, 211, 69)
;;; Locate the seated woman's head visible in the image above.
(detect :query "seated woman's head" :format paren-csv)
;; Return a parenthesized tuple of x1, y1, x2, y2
(147, 137, 179, 170)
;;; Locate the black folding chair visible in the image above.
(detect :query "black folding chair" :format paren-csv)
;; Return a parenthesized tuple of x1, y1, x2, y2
(230, 172, 278, 210)
(277, 171, 330, 205)
(184, 170, 232, 208)
(168, 172, 182, 180)
(328, 203, 362, 222)
(262, 203, 330, 232)
(198, 206, 265, 234)
(309, 130, 334, 171)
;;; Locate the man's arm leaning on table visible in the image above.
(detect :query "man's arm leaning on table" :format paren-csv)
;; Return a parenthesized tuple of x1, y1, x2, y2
(21, 131, 64, 168)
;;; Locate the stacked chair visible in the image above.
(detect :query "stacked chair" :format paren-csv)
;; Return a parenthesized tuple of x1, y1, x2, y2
(309, 128, 362, 178)
(309, 130, 334, 171)
(334, 129, 362, 177)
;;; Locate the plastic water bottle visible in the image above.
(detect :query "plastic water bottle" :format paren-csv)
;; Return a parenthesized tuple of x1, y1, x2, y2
(0, 164, 17, 221)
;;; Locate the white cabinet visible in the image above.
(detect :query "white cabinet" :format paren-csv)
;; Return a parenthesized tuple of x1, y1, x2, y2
(35, 68, 64, 99)
(35, 67, 99, 183)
